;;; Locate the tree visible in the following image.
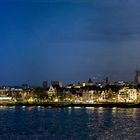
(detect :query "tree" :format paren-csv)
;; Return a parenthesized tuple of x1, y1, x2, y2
(33, 87, 47, 101)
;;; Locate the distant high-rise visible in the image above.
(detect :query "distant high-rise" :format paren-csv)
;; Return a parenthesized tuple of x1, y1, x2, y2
(135, 70, 140, 84)
(51, 81, 63, 88)
(42, 81, 48, 89)
(105, 77, 109, 85)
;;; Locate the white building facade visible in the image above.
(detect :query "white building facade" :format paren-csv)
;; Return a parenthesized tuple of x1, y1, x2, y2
(118, 88, 137, 102)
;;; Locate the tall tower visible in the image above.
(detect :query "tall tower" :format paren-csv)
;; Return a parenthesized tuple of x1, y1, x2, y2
(135, 70, 140, 84)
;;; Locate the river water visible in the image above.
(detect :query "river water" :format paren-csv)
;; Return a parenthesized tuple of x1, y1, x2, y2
(0, 107, 140, 140)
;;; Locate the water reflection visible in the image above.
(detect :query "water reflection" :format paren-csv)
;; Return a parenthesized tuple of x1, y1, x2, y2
(85, 107, 140, 139)
(0, 107, 140, 139)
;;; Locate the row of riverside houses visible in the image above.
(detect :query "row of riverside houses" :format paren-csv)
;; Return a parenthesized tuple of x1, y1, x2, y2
(44, 80, 140, 103)
(0, 85, 34, 103)
(0, 80, 140, 103)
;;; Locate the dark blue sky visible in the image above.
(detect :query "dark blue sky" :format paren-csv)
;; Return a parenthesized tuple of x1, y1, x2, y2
(0, 0, 140, 85)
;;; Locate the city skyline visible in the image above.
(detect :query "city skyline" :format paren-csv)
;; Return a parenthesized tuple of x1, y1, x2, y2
(0, 0, 140, 85)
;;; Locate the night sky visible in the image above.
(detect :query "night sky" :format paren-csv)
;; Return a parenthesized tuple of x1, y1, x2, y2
(0, 0, 140, 85)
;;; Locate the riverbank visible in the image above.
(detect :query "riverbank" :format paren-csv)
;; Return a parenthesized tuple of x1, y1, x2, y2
(0, 102, 140, 108)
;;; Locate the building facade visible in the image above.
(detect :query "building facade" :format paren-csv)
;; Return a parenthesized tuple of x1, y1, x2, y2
(47, 85, 57, 100)
(118, 88, 137, 102)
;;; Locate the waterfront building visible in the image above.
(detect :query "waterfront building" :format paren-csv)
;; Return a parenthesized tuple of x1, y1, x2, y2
(0, 96, 12, 101)
(47, 85, 57, 100)
(82, 90, 94, 103)
(82, 90, 89, 103)
(27, 97, 34, 103)
(74, 95, 82, 103)
(118, 87, 137, 102)
(0, 89, 9, 96)
(99, 91, 106, 101)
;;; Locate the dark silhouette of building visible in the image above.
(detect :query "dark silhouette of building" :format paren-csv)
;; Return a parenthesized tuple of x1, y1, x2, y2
(42, 81, 48, 89)
(105, 77, 109, 85)
(86, 78, 94, 86)
(135, 70, 140, 84)
(51, 81, 63, 88)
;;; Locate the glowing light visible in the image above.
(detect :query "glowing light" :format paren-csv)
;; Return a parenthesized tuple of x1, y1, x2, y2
(54, 98, 58, 102)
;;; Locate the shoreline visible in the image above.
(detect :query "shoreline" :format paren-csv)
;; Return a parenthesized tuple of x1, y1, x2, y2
(0, 102, 140, 108)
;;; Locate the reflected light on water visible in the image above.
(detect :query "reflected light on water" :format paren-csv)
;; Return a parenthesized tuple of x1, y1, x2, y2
(85, 107, 95, 109)
(73, 107, 81, 109)
(98, 107, 103, 110)
(0, 106, 15, 110)
(0, 107, 140, 139)
(111, 107, 117, 114)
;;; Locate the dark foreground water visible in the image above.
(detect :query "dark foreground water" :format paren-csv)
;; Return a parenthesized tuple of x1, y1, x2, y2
(0, 107, 140, 140)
